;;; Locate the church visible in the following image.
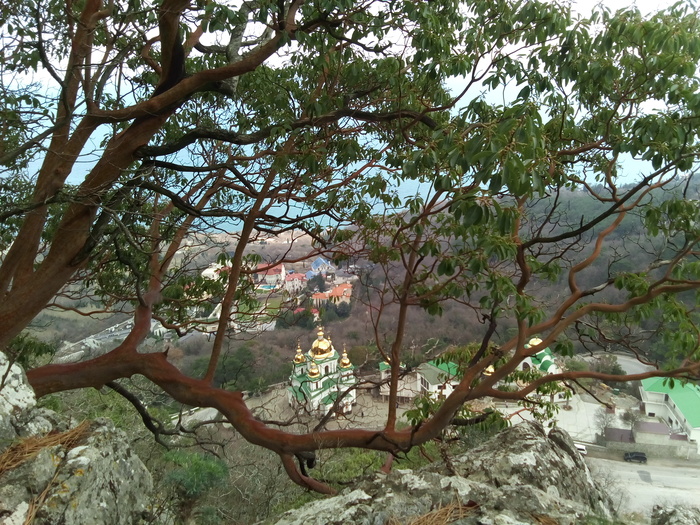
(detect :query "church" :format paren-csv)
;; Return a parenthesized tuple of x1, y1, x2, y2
(287, 328, 357, 416)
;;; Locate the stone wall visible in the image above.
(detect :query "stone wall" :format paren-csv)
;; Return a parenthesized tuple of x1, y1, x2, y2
(605, 440, 700, 460)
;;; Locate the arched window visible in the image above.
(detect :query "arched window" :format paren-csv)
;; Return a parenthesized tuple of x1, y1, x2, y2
(325, 365, 330, 375)
(522, 362, 531, 371)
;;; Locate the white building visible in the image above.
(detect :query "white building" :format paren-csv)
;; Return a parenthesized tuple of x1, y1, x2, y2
(520, 337, 560, 374)
(378, 360, 460, 402)
(287, 329, 357, 416)
(254, 262, 286, 289)
(284, 272, 307, 294)
(378, 361, 418, 402)
(640, 377, 700, 452)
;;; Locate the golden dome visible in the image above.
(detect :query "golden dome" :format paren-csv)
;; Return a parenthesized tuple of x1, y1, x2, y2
(310, 328, 334, 357)
(307, 360, 320, 378)
(526, 337, 542, 348)
(293, 341, 305, 364)
(339, 345, 352, 368)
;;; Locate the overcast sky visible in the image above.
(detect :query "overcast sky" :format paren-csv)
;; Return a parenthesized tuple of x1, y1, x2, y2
(571, 0, 683, 15)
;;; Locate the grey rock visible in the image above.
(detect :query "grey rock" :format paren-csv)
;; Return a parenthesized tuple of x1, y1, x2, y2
(438, 421, 610, 516)
(0, 352, 153, 525)
(0, 353, 37, 453)
(273, 489, 375, 525)
(651, 505, 700, 525)
(271, 421, 616, 525)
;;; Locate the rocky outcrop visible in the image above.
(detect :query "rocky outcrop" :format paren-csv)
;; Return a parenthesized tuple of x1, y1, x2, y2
(652, 505, 700, 525)
(272, 421, 615, 525)
(0, 352, 152, 525)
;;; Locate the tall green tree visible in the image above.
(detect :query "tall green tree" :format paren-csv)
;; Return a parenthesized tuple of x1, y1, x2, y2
(1, 0, 700, 494)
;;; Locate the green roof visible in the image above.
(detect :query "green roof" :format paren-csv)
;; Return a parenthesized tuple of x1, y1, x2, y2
(288, 386, 306, 403)
(379, 361, 404, 372)
(429, 360, 460, 379)
(321, 391, 339, 405)
(642, 377, 700, 428)
(416, 362, 441, 386)
(416, 360, 459, 387)
(531, 348, 555, 372)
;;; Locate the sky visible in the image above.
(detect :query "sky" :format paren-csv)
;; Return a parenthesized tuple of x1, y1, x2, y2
(14, 0, 693, 193)
(571, 0, 682, 15)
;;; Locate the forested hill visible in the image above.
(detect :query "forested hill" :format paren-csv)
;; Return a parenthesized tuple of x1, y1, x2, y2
(525, 176, 700, 243)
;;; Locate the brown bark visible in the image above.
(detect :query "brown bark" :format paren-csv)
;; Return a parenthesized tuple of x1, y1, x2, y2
(0, 0, 300, 350)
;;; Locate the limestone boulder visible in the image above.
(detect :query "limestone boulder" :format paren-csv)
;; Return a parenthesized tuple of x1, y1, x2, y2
(0, 353, 39, 452)
(0, 353, 153, 525)
(652, 505, 700, 525)
(271, 421, 615, 525)
(432, 421, 614, 518)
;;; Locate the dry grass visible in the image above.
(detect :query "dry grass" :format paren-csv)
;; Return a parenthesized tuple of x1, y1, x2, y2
(23, 465, 62, 525)
(385, 501, 478, 525)
(0, 420, 91, 476)
(531, 515, 560, 525)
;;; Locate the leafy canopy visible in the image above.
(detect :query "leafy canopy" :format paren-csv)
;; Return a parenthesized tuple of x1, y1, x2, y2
(1, 0, 700, 494)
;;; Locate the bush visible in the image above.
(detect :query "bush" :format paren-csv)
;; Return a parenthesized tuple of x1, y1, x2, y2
(164, 451, 228, 500)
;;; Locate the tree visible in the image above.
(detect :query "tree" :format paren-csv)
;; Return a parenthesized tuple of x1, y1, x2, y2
(594, 407, 618, 437)
(1, 0, 700, 495)
(188, 346, 256, 390)
(307, 273, 326, 293)
(163, 450, 229, 524)
(336, 301, 351, 319)
(275, 305, 315, 330)
(621, 408, 642, 429)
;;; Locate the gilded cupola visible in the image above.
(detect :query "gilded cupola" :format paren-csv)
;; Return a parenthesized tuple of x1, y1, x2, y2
(310, 328, 334, 358)
(307, 360, 320, 378)
(339, 345, 352, 368)
(293, 341, 305, 364)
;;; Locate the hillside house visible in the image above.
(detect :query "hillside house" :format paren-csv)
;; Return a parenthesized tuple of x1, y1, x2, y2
(254, 263, 286, 289)
(305, 257, 336, 281)
(284, 272, 307, 294)
(640, 377, 700, 452)
(379, 360, 461, 402)
(312, 283, 353, 307)
(201, 263, 229, 281)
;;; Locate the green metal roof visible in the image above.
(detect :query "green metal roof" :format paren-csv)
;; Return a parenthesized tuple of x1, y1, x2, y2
(379, 361, 403, 372)
(531, 348, 555, 372)
(429, 360, 460, 379)
(288, 386, 306, 403)
(416, 362, 440, 386)
(642, 377, 700, 428)
(321, 391, 339, 405)
(298, 381, 311, 397)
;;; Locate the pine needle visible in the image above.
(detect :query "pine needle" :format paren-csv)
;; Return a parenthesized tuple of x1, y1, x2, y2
(0, 420, 91, 476)
(386, 501, 478, 525)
